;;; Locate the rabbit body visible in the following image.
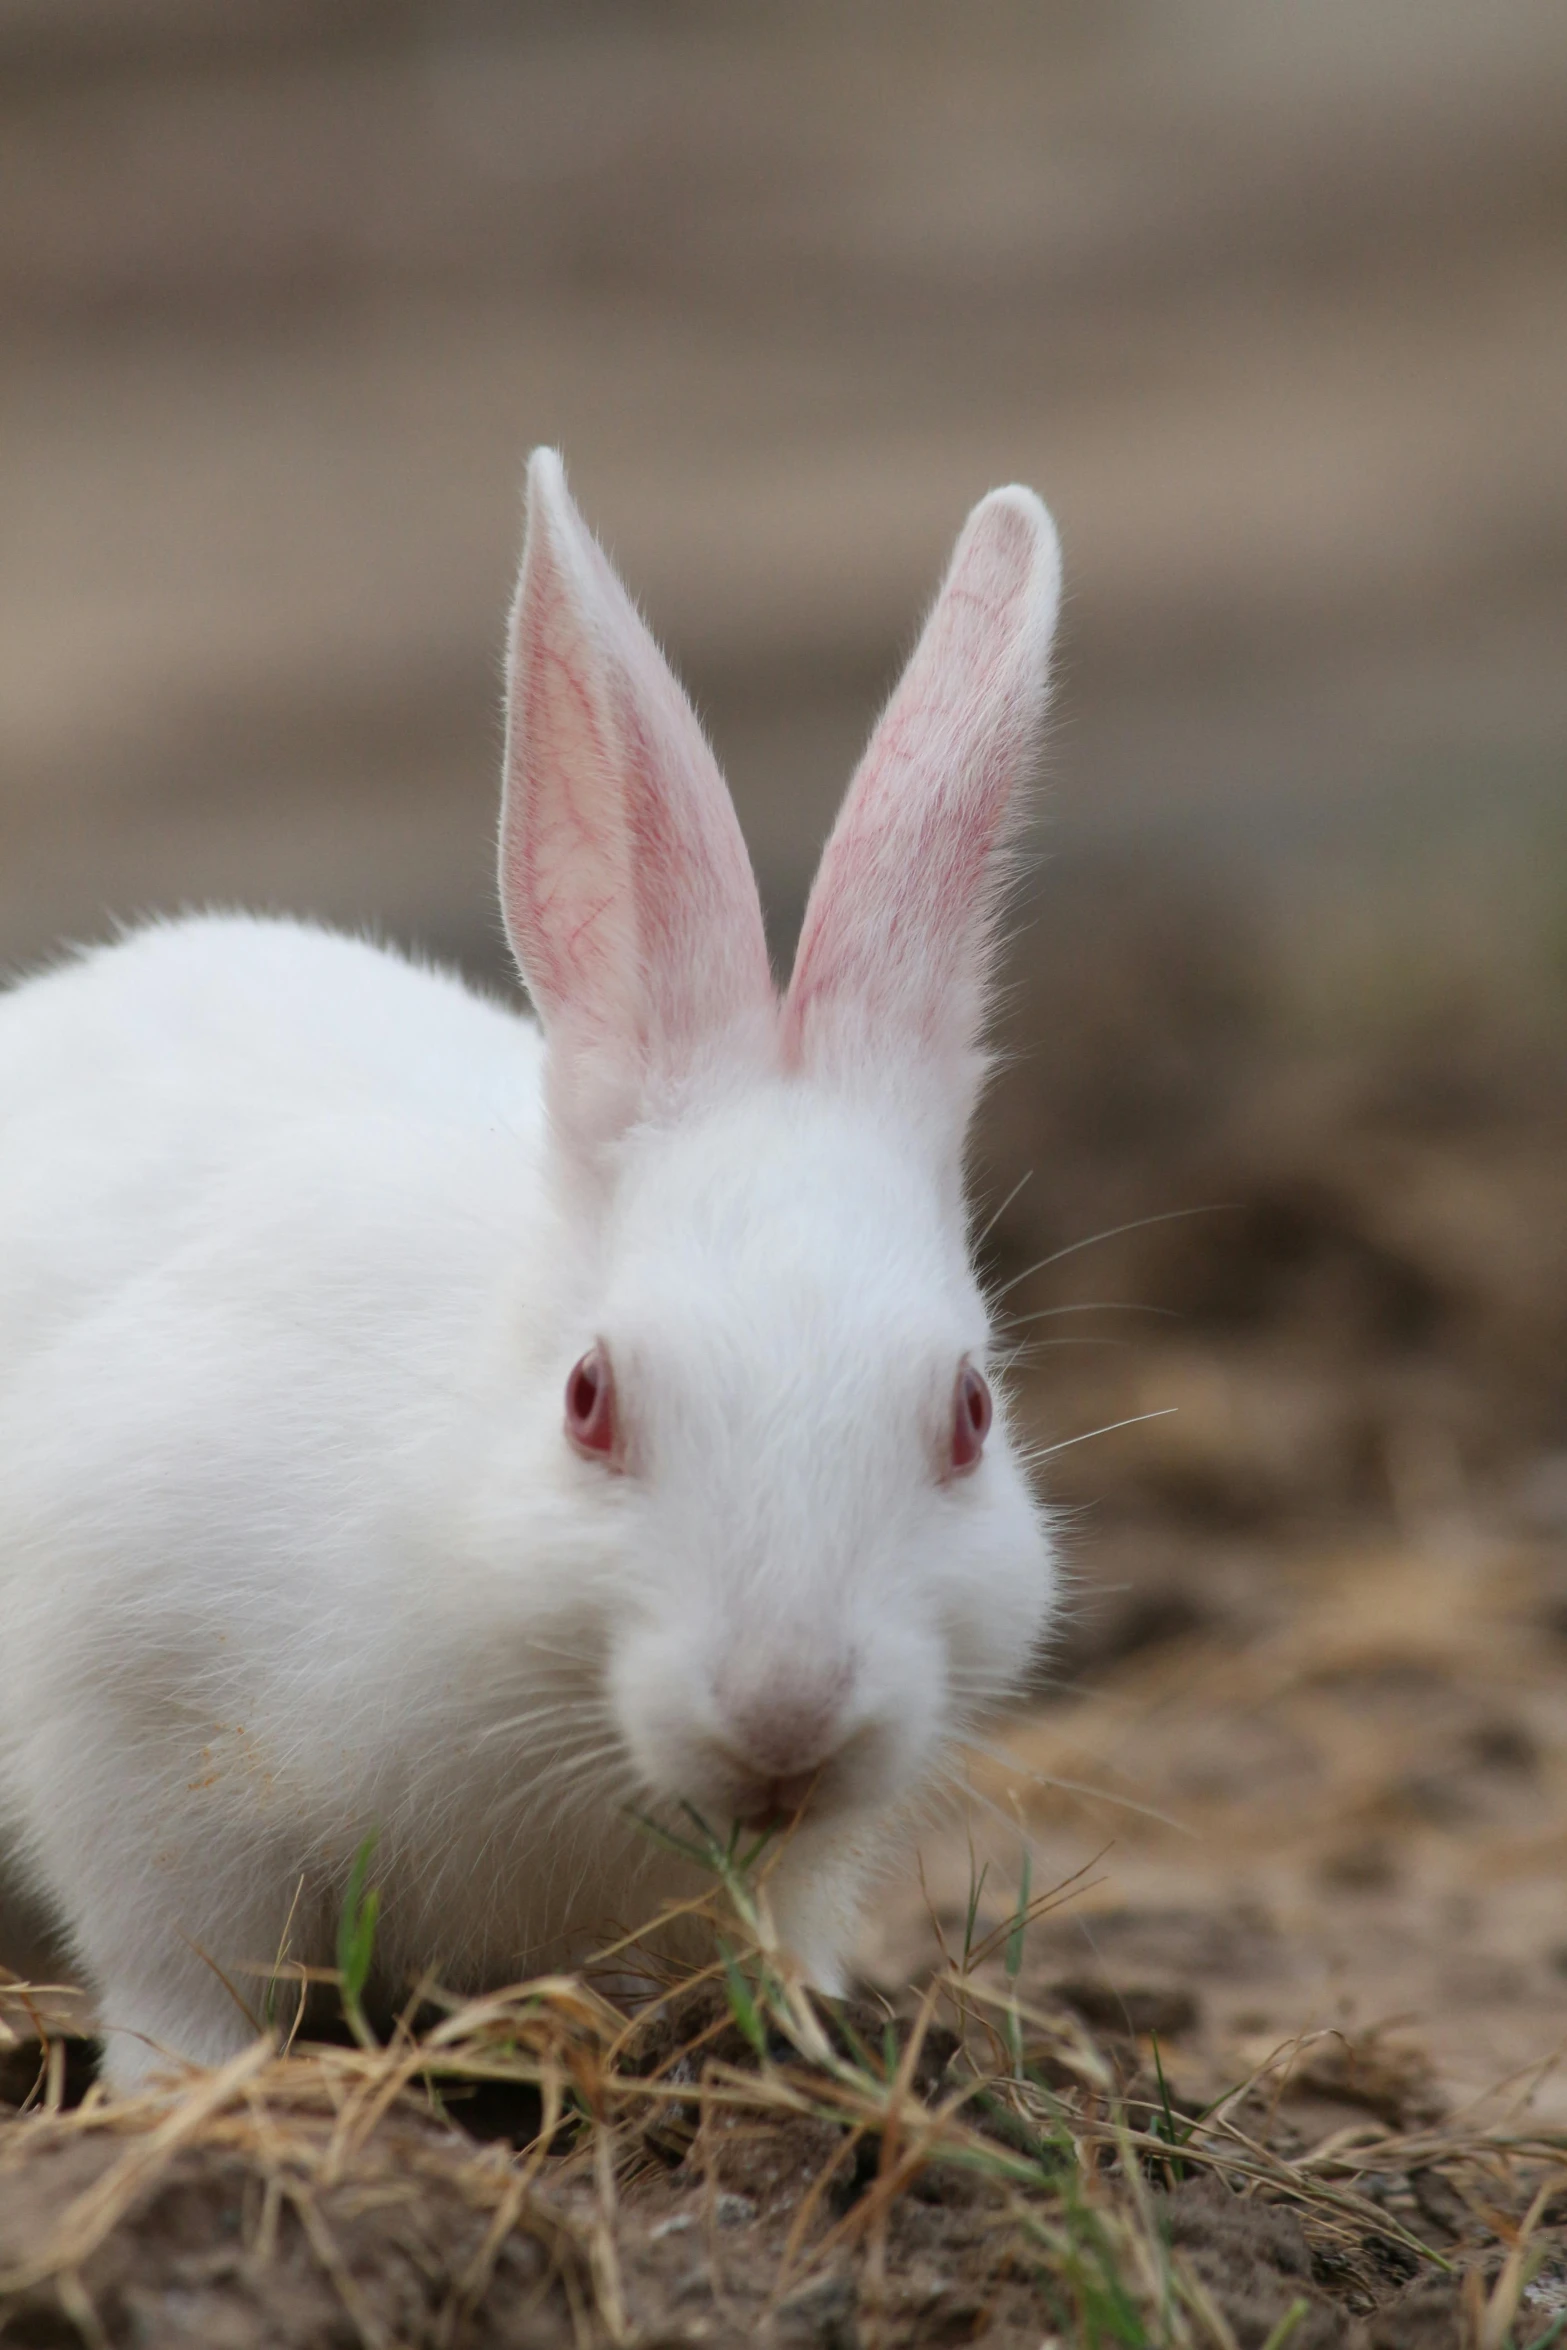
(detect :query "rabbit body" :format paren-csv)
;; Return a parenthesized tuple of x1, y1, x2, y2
(0, 919, 615, 2069)
(0, 457, 1062, 2088)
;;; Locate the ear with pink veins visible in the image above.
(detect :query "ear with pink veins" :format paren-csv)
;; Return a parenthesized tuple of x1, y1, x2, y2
(500, 450, 777, 1162)
(782, 486, 1061, 1149)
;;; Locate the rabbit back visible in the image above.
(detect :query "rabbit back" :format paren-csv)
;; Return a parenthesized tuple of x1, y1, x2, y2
(0, 914, 545, 1337)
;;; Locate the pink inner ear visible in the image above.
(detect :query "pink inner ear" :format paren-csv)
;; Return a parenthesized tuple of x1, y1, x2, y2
(611, 650, 774, 1058)
(780, 488, 1055, 1081)
(503, 544, 628, 1028)
(499, 455, 776, 1128)
(782, 712, 1012, 1052)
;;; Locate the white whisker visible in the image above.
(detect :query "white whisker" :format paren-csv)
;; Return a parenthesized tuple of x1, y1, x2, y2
(974, 1168, 1033, 1246)
(474, 1701, 616, 1748)
(1027, 1408, 1177, 1461)
(990, 1205, 1231, 1303)
(1002, 1301, 1179, 1328)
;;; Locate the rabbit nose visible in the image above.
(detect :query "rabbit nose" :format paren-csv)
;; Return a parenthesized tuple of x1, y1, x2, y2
(720, 1673, 849, 1775)
(711, 1674, 856, 1824)
(736, 1697, 833, 1774)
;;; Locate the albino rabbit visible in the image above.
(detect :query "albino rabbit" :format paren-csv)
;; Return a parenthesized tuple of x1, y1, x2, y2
(0, 453, 1061, 2090)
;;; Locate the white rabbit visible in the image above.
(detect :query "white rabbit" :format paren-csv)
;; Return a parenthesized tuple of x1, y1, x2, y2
(0, 453, 1061, 2091)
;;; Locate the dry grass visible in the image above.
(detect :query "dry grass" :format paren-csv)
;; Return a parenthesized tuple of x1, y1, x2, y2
(1, 1804, 1564, 2350)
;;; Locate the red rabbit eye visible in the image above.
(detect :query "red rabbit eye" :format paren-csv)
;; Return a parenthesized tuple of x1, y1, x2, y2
(565, 1344, 618, 1463)
(949, 1360, 992, 1478)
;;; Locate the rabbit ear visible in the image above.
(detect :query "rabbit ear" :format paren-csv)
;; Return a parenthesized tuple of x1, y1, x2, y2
(782, 485, 1060, 1149)
(501, 451, 776, 1159)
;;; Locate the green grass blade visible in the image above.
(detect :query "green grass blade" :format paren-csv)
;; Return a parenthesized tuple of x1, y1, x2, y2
(962, 1859, 990, 1973)
(1004, 1848, 1033, 1983)
(719, 1942, 768, 2061)
(336, 1830, 382, 2048)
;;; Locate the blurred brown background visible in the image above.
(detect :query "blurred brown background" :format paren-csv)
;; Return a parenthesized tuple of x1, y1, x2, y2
(4, 1, 1563, 958)
(4, 0, 1567, 2095)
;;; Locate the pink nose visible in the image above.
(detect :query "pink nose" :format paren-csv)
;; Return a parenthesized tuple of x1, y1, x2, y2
(733, 1696, 836, 1774)
(710, 1678, 854, 1826)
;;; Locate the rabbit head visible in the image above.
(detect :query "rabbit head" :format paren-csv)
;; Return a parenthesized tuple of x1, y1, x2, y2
(500, 451, 1061, 1872)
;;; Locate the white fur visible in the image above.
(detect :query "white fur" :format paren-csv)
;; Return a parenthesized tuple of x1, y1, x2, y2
(0, 455, 1061, 2089)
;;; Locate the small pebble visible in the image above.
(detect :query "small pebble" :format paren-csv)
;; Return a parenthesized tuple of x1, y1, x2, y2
(649, 2213, 694, 2241)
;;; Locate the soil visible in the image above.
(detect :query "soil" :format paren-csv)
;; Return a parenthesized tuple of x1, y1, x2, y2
(0, 2109, 1356, 2350)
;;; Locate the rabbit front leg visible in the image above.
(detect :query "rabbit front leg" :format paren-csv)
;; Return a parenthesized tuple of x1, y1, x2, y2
(77, 1861, 299, 2093)
(761, 1835, 875, 1996)
(22, 1764, 306, 2092)
(92, 1948, 271, 2094)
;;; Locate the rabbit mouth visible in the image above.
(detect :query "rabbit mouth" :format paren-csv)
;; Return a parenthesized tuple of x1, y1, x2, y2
(731, 1766, 830, 1835)
(701, 1719, 892, 1836)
